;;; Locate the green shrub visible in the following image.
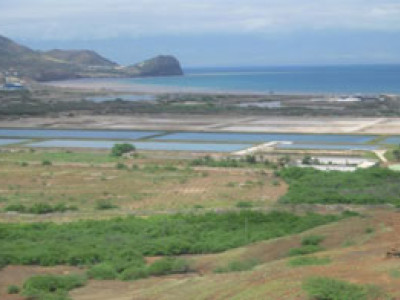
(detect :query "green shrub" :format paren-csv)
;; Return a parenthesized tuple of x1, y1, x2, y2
(214, 258, 260, 273)
(365, 227, 375, 234)
(236, 201, 253, 208)
(4, 203, 27, 213)
(42, 160, 52, 166)
(7, 285, 20, 294)
(96, 200, 117, 210)
(4, 203, 77, 214)
(23, 274, 87, 300)
(119, 266, 149, 281)
(116, 162, 127, 170)
(302, 277, 384, 300)
(0, 211, 346, 271)
(288, 256, 331, 267)
(147, 257, 191, 276)
(288, 245, 324, 256)
(301, 235, 325, 246)
(279, 167, 400, 205)
(29, 203, 56, 214)
(87, 263, 118, 280)
(20, 161, 28, 167)
(111, 143, 135, 157)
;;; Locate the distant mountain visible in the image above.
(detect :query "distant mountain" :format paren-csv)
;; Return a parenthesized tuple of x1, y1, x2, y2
(0, 35, 183, 81)
(44, 49, 117, 67)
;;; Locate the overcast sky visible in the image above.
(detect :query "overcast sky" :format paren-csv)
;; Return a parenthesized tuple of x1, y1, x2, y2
(1, 0, 400, 66)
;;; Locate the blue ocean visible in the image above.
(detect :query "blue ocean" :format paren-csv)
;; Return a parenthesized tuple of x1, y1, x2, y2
(122, 65, 400, 94)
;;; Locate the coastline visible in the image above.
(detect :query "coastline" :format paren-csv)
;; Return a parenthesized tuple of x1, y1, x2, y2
(42, 78, 251, 95)
(42, 78, 332, 97)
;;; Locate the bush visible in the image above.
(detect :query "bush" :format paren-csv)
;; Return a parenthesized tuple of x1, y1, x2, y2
(119, 266, 149, 281)
(288, 245, 324, 256)
(301, 235, 325, 246)
(279, 167, 400, 205)
(302, 277, 384, 300)
(29, 203, 57, 214)
(236, 201, 253, 209)
(4, 203, 77, 214)
(23, 274, 87, 300)
(147, 257, 191, 276)
(42, 160, 52, 166)
(4, 203, 27, 213)
(111, 143, 135, 157)
(214, 258, 260, 273)
(116, 162, 127, 170)
(96, 200, 117, 210)
(288, 256, 331, 267)
(87, 263, 118, 280)
(7, 285, 20, 294)
(0, 211, 346, 271)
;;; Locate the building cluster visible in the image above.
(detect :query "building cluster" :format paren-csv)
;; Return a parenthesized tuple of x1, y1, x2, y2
(0, 71, 26, 90)
(295, 156, 378, 172)
(329, 95, 386, 102)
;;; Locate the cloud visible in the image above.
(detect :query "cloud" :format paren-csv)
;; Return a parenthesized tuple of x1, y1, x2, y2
(1, 0, 400, 40)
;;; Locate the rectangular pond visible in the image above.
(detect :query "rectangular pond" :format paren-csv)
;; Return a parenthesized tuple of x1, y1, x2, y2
(276, 143, 379, 151)
(27, 140, 250, 152)
(156, 132, 376, 144)
(0, 129, 160, 140)
(382, 137, 400, 145)
(87, 94, 157, 102)
(0, 139, 27, 146)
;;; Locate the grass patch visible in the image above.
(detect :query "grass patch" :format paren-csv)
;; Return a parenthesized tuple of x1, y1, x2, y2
(302, 276, 385, 300)
(147, 257, 191, 276)
(0, 150, 121, 164)
(389, 269, 400, 278)
(288, 245, 324, 256)
(214, 258, 260, 273)
(288, 256, 331, 267)
(279, 167, 400, 205)
(95, 199, 118, 210)
(4, 203, 78, 214)
(7, 285, 20, 294)
(289, 234, 325, 256)
(236, 201, 253, 208)
(301, 235, 325, 246)
(87, 263, 118, 280)
(22, 274, 87, 300)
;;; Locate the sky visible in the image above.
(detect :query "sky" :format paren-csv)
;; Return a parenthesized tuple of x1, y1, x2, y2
(1, 0, 400, 67)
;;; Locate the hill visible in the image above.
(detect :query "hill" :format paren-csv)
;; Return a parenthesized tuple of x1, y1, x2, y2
(44, 49, 117, 67)
(0, 35, 183, 81)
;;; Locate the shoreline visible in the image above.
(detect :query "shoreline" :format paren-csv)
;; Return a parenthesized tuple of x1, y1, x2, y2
(42, 77, 384, 97)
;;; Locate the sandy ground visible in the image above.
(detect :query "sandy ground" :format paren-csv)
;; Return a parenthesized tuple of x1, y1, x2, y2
(0, 114, 399, 134)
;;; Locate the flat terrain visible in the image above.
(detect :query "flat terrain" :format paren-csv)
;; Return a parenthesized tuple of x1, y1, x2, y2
(0, 150, 286, 222)
(0, 114, 399, 134)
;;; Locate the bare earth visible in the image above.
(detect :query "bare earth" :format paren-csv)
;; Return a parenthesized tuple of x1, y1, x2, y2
(1, 114, 399, 134)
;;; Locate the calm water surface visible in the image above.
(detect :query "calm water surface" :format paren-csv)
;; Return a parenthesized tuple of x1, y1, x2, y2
(27, 140, 250, 152)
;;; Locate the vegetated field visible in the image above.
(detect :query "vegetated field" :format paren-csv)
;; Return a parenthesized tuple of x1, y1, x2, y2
(3, 148, 400, 299)
(279, 167, 400, 205)
(3, 209, 400, 300)
(0, 210, 347, 299)
(0, 150, 286, 217)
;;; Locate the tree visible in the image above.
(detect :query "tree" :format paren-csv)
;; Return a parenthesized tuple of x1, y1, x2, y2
(393, 145, 400, 161)
(111, 143, 136, 157)
(302, 155, 312, 165)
